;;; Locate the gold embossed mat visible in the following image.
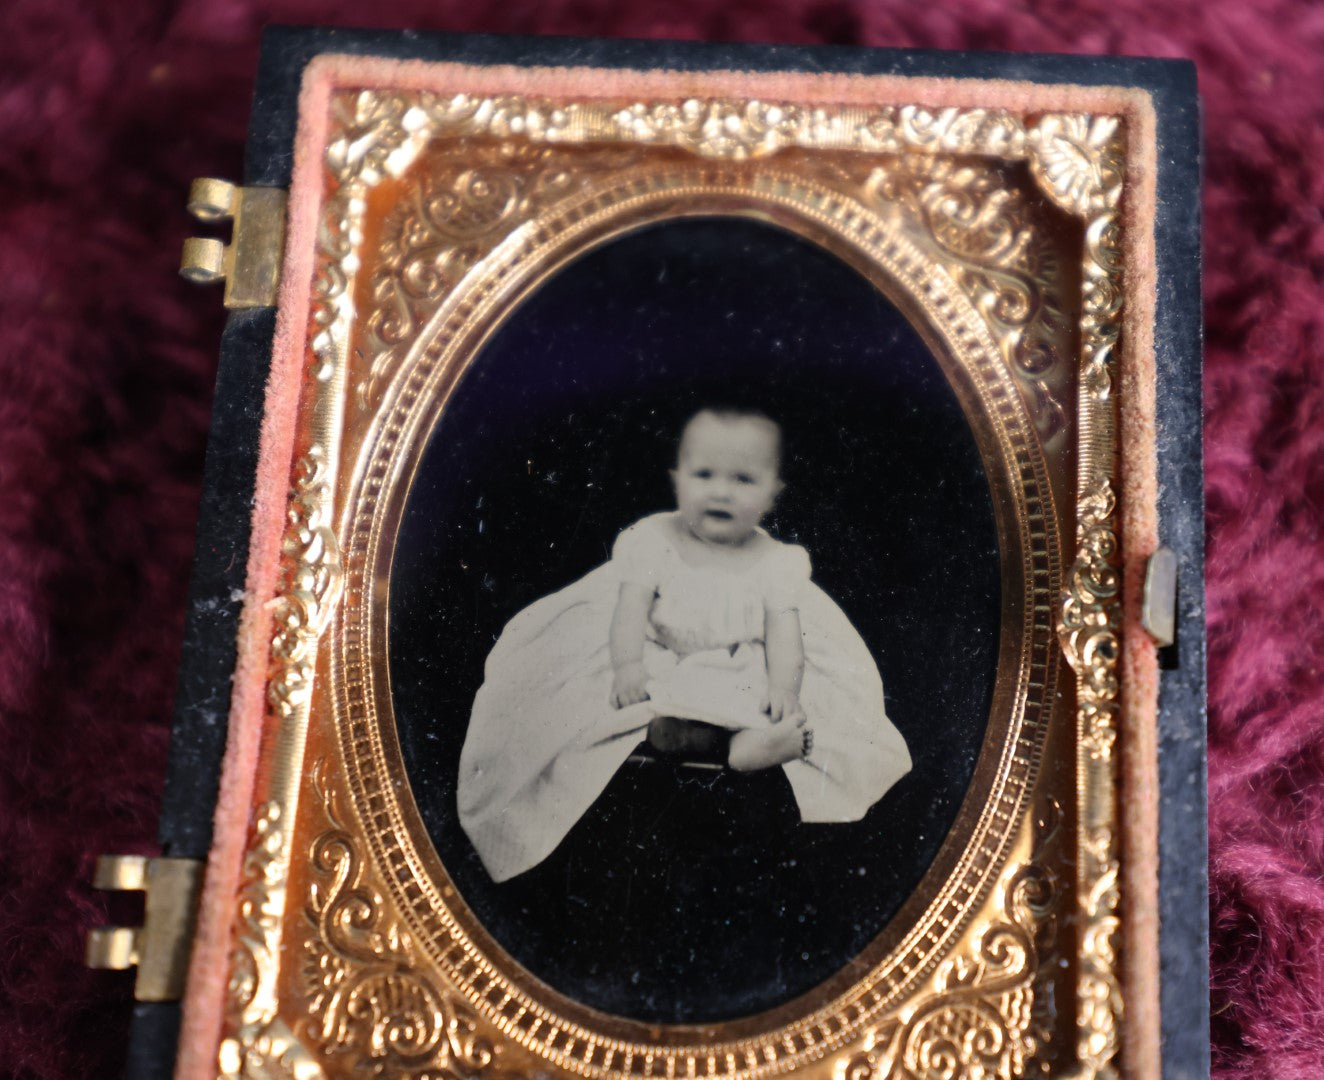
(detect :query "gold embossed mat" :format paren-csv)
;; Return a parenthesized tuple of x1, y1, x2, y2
(174, 54, 1169, 1080)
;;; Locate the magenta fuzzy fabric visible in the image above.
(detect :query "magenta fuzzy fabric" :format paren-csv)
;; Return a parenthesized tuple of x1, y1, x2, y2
(1, 2, 1321, 1077)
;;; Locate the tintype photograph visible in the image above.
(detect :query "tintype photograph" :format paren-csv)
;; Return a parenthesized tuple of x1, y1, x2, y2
(387, 215, 1002, 1023)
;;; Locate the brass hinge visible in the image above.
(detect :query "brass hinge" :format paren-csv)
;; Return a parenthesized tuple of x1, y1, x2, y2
(85, 855, 204, 1002)
(180, 178, 287, 309)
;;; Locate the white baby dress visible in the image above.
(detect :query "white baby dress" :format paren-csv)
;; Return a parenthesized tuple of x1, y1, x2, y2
(457, 512, 912, 882)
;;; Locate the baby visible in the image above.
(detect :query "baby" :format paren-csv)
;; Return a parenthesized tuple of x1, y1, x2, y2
(458, 405, 911, 883)
(607, 408, 814, 771)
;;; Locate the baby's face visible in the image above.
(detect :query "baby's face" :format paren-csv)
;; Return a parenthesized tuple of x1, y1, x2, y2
(672, 413, 783, 545)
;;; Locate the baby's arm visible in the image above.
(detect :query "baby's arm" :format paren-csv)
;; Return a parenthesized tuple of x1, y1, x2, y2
(763, 605, 806, 723)
(728, 605, 809, 771)
(609, 582, 654, 708)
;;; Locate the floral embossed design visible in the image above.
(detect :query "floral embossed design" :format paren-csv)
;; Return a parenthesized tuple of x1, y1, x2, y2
(1050, 110, 1127, 1076)
(301, 768, 496, 1079)
(840, 854, 1055, 1080)
(226, 803, 284, 1027)
(857, 155, 1073, 443)
(360, 143, 642, 407)
(1026, 116, 1123, 219)
(267, 450, 342, 721)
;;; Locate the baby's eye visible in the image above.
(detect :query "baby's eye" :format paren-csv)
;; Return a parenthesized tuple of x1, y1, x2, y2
(735, 473, 754, 485)
(692, 469, 713, 480)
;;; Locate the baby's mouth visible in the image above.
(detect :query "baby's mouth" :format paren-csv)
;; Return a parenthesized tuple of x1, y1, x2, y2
(704, 509, 734, 521)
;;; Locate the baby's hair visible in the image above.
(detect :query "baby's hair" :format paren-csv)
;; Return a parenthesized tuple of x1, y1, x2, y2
(677, 403, 784, 471)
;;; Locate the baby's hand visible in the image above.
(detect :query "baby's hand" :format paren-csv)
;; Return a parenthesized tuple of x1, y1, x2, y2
(765, 687, 806, 726)
(610, 661, 650, 709)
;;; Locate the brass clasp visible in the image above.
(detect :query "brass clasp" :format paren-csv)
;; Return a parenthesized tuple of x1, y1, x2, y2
(1142, 547, 1178, 648)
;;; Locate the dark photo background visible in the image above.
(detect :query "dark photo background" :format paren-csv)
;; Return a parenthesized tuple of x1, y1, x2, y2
(389, 217, 1001, 1022)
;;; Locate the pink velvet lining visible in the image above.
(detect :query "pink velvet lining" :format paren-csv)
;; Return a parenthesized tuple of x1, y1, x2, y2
(175, 56, 1163, 1080)
(1116, 91, 1162, 1080)
(171, 71, 332, 1080)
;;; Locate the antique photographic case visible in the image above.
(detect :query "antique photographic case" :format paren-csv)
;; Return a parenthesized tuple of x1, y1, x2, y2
(95, 28, 1205, 1080)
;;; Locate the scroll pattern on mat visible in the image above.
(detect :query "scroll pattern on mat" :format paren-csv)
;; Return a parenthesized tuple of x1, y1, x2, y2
(216, 87, 1132, 1080)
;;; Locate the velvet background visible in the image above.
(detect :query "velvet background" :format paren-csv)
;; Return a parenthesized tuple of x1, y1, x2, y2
(1, 2, 1320, 1077)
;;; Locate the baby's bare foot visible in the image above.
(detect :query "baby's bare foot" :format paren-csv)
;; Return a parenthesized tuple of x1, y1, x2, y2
(729, 719, 812, 771)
